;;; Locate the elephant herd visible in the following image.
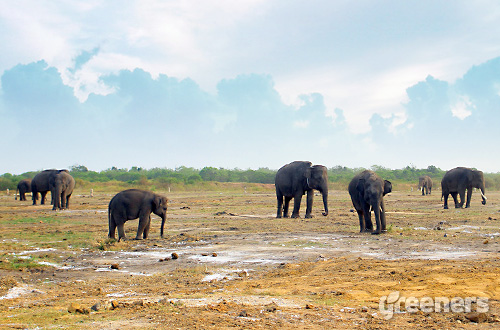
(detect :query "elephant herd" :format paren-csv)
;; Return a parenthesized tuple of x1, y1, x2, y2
(14, 163, 488, 240)
(274, 161, 488, 235)
(15, 169, 76, 210)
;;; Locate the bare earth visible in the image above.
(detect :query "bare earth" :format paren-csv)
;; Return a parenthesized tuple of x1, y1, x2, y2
(0, 184, 499, 329)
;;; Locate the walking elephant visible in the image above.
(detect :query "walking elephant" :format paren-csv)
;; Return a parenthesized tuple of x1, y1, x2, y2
(50, 171, 75, 210)
(441, 167, 487, 209)
(418, 175, 432, 196)
(15, 178, 32, 201)
(348, 170, 392, 234)
(108, 189, 168, 241)
(275, 161, 328, 218)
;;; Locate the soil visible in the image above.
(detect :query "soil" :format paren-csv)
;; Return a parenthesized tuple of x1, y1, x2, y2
(0, 185, 499, 329)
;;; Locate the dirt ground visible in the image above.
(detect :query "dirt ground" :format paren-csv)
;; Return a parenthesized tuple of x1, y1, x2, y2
(0, 184, 499, 329)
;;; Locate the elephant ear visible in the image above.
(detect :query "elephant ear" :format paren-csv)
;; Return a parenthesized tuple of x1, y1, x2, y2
(383, 180, 392, 195)
(153, 196, 163, 210)
(356, 179, 365, 194)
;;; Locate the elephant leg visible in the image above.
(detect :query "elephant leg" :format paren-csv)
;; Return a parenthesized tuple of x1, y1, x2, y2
(276, 195, 283, 218)
(291, 194, 303, 218)
(305, 190, 314, 218)
(117, 224, 126, 241)
(450, 192, 459, 208)
(283, 196, 292, 218)
(465, 188, 473, 208)
(65, 195, 71, 209)
(135, 213, 150, 240)
(455, 191, 464, 208)
(362, 203, 373, 232)
(357, 210, 365, 232)
(60, 193, 66, 209)
(143, 216, 151, 239)
(40, 192, 47, 205)
(108, 218, 117, 239)
(380, 201, 387, 232)
(443, 193, 449, 209)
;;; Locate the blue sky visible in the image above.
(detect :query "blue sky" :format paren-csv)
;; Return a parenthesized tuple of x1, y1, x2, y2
(1, 1, 500, 174)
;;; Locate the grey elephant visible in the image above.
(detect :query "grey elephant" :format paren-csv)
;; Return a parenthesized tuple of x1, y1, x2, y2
(15, 178, 32, 201)
(50, 171, 75, 210)
(418, 175, 433, 196)
(275, 161, 328, 218)
(441, 167, 487, 209)
(348, 170, 392, 234)
(108, 189, 168, 241)
(31, 169, 68, 205)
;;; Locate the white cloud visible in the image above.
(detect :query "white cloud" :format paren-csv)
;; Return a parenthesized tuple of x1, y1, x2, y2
(451, 96, 473, 120)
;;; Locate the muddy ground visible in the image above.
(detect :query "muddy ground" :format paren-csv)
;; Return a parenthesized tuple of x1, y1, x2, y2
(0, 184, 499, 329)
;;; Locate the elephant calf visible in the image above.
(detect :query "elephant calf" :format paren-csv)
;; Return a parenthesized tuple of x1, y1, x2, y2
(108, 189, 168, 241)
(348, 170, 392, 234)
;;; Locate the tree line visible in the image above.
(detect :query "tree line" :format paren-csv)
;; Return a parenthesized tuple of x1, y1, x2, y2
(1, 164, 500, 190)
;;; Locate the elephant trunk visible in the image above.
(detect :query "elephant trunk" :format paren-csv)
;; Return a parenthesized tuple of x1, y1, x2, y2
(321, 190, 328, 216)
(160, 214, 166, 238)
(480, 187, 487, 205)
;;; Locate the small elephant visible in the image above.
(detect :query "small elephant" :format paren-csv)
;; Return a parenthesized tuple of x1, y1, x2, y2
(441, 167, 487, 209)
(418, 175, 432, 196)
(348, 170, 392, 234)
(50, 171, 75, 210)
(15, 178, 32, 201)
(108, 189, 168, 241)
(275, 161, 329, 218)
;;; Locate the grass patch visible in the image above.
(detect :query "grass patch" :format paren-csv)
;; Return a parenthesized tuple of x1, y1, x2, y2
(0, 252, 59, 271)
(6, 216, 61, 225)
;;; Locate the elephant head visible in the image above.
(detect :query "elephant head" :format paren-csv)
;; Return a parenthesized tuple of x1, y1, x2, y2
(470, 170, 487, 205)
(153, 195, 168, 237)
(305, 165, 329, 216)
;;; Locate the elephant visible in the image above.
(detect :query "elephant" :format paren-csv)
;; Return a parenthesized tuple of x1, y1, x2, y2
(275, 161, 328, 219)
(50, 171, 75, 210)
(31, 169, 68, 205)
(418, 175, 433, 196)
(108, 189, 168, 241)
(348, 170, 392, 234)
(441, 167, 487, 209)
(15, 178, 32, 201)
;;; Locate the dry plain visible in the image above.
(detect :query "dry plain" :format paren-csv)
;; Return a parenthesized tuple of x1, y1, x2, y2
(0, 183, 500, 329)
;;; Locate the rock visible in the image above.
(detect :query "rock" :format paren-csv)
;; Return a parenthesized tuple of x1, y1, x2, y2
(361, 306, 369, 312)
(91, 302, 101, 311)
(110, 263, 120, 270)
(305, 304, 317, 310)
(239, 310, 248, 317)
(68, 302, 89, 314)
(110, 300, 120, 309)
(212, 252, 218, 257)
(483, 240, 489, 244)
(265, 302, 278, 312)
(465, 312, 488, 323)
(171, 252, 179, 260)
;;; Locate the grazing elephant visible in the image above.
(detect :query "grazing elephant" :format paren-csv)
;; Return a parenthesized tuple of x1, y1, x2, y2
(441, 167, 487, 209)
(418, 175, 433, 196)
(108, 189, 168, 241)
(15, 179, 32, 201)
(275, 161, 328, 218)
(31, 169, 66, 205)
(50, 171, 75, 210)
(348, 170, 392, 234)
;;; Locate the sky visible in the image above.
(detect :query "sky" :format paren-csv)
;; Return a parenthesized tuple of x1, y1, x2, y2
(1, 0, 500, 174)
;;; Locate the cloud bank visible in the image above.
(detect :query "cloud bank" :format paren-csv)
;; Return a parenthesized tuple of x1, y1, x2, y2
(1, 55, 500, 174)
